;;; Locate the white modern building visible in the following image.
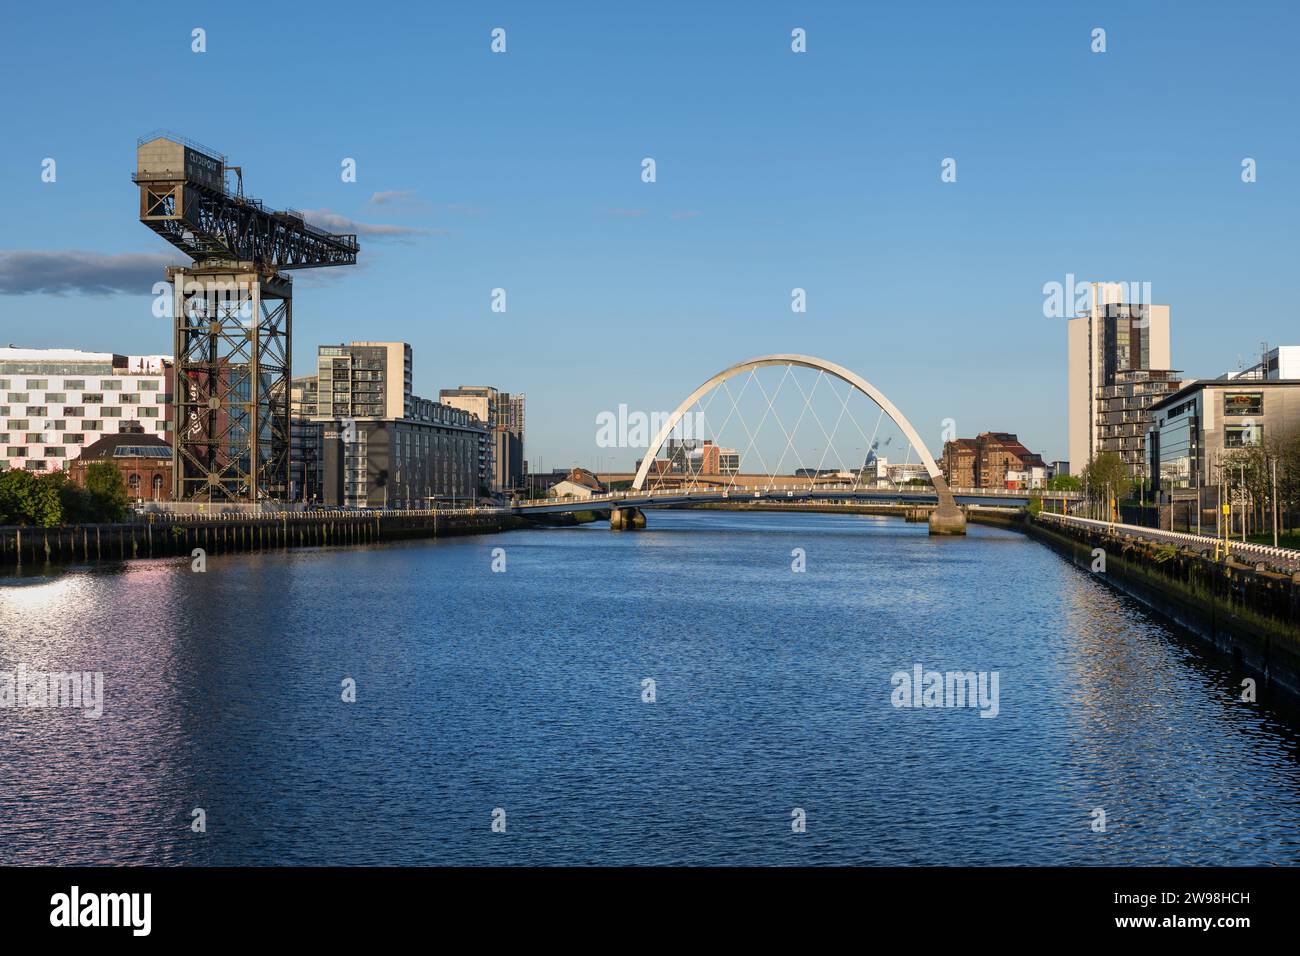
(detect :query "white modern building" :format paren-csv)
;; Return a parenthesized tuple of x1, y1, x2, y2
(1225, 345, 1300, 382)
(871, 458, 932, 486)
(0, 348, 171, 474)
(1066, 282, 1172, 476)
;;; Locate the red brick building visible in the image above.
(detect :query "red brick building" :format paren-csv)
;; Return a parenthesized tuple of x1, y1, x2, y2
(68, 424, 172, 503)
(942, 432, 1046, 490)
(941, 438, 977, 488)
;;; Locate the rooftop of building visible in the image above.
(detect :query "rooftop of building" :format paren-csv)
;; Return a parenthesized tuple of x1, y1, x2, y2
(970, 432, 1045, 464)
(1150, 377, 1300, 411)
(1, 346, 118, 362)
(562, 467, 604, 491)
(75, 427, 171, 462)
(0, 347, 170, 372)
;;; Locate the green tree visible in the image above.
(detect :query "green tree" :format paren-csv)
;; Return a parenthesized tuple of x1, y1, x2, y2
(83, 462, 129, 522)
(0, 469, 35, 524)
(44, 470, 96, 524)
(0, 469, 63, 527)
(29, 475, 63, 526)
(1082, 453, 1130, 509)
(1047, 474, 1081, 492)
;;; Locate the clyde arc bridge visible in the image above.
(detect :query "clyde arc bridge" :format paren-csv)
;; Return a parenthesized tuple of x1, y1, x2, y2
(513, 354, 1081, 535)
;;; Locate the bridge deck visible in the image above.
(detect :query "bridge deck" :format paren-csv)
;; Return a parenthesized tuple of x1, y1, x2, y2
(513, 484, 1080, 515)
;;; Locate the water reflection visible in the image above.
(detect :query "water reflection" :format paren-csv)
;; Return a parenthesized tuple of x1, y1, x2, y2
(1, 511, 1297, 865)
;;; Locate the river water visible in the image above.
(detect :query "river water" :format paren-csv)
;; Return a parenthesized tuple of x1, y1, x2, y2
(1, 510, 1297, 865)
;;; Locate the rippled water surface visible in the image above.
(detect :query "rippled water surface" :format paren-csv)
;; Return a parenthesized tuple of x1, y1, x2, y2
(1, 511, 1298, 865)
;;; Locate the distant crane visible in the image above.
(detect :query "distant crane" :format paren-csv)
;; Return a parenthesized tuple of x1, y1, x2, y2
(133, 131, 358, 503)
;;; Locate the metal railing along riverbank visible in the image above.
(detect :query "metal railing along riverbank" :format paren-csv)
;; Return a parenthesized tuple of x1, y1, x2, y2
(136, 505, 508, 523)
(1036, 512, 1300, 574)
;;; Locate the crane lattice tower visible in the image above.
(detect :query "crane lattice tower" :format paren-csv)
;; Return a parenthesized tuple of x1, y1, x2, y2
(133, 132, 358, 503)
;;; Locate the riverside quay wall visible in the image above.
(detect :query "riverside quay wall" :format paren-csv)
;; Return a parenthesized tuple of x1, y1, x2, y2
(0, 509, 537, 568)
(1027, 514, 1300, 698)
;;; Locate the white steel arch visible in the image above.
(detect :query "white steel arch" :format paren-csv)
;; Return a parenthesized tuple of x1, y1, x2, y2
(631, 354, 953, 501)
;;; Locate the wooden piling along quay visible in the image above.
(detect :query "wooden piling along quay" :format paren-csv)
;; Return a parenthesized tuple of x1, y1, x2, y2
(0, 509, 525, 569)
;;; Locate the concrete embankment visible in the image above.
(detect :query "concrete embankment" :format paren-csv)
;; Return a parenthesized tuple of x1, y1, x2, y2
(0, 510, 550, 568)
(1025, 514, 1300, 698)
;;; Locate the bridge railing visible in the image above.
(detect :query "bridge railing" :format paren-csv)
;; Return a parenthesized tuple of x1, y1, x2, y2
(135, 506, 509, 524)
(512, 483, 1083, 507)
(1036, 512, 1300, 574)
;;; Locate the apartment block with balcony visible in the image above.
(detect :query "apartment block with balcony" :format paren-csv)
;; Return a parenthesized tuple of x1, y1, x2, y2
(1096, 369, 1183, 479)
(438, 385, 526, 493)
(1066, 284, 1172, 477)
(314, 342, 412, 421)
(307, 343, 492, 507)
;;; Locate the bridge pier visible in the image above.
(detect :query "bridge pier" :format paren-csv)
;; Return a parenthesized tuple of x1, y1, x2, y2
(610, 507, 646, 531)
(927, 501, 967, 535)
(927, 474, 967, 535)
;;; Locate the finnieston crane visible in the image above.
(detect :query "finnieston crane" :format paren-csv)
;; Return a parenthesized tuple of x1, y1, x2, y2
(133, 131, 359, 503)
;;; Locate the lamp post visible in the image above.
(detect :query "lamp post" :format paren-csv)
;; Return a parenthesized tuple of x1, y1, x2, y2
(1271, 455, 1280, 548)
(1240, 462, 1247, 544)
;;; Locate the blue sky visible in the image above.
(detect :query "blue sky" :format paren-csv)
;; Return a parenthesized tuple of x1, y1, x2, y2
(1, 0, 1296, 469)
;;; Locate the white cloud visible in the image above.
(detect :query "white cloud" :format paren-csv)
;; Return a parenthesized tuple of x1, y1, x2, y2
(300, 209, 444, 238)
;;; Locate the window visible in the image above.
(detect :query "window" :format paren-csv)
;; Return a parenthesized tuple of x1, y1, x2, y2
(101, 380, 122, 391)
(64, 434, 84, 444)
(1225, 425, 1263, 448)
(0, 406, 7, 416)
(45, 392, 66, 403)
(121, 394, 139, 405)
(140, 381, 160, 391)
(25, 379, 48, 390)
(1223, 392, 1263, 417)
(128, 474, 140, 494)
(63, 406, 84, 417)
(83, 393, 103, 404)
(47, 420, 65, 430)
(152, 475, 163, 499)
(8, 447, 26, 458)
(7, 393, 29, 403)
(8, 419, 28, 430)
(138, 407, 159, 418)
(102, 407, 121, 418)
(24, 433, 43, 443)
(83, 420, 103, 431)
(25, 460, 46, 471)
(0, 379, 7, 389)
(25, 406, 48, 417)
(64, 379, 85, 390)
(0, 433, 7, 443)
(45, 447, 66, 457)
